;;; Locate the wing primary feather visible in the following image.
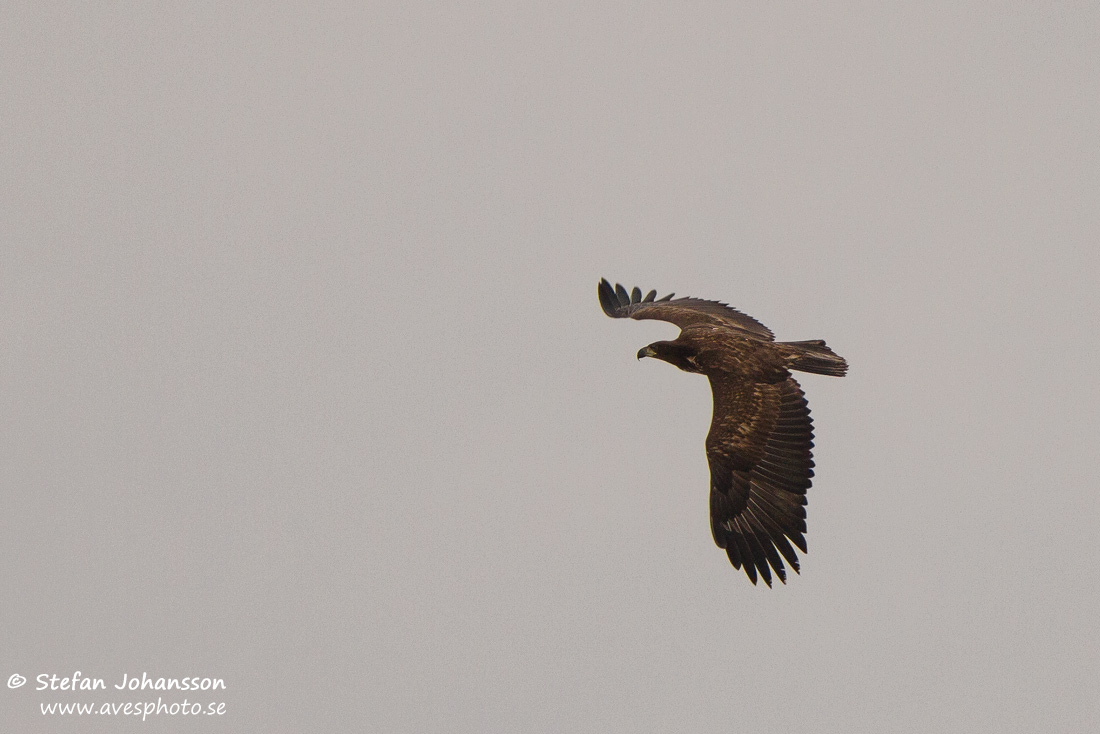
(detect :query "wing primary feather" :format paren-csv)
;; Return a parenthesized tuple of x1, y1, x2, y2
(598, 279, 620, 317)
(748, 499, 800, 572)
(749, 499, 802, 573)
(734, 516, 769, 586)
(729, 524, 757, 584)
(630, 287, 641, 304)
(774, 536, 801, 573)
(658, 293, 674, 301)
(614, 283, 630, 307)
(725, 544, 742, 569)
(745, 506, 788, 584)
(737, 515, 776, 587)
(643, 289, 656, 302)
(789, 531, 808, 554)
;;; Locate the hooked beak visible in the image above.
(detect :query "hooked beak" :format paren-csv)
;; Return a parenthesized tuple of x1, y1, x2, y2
(637, 345, 657, 360)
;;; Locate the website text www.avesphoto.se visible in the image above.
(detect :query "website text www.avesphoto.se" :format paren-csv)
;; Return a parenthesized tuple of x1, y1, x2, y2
(41, 697, 226, 721)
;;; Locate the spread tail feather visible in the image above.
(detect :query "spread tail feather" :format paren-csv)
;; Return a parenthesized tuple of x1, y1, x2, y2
(782, 340, 848, 377)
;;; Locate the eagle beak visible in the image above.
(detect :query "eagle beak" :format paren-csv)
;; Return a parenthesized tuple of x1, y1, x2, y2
(637, 346, 657, 360)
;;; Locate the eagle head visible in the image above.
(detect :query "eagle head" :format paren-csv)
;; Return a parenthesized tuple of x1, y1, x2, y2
(638, 340, 702, 373)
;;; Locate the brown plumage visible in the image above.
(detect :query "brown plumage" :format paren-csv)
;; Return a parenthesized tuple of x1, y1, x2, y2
(598, 279, 847, 586)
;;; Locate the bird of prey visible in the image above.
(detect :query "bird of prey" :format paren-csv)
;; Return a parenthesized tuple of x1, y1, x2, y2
(598, 279, 847, 586)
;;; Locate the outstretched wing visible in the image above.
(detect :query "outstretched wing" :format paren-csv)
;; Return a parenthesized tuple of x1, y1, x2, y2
(706, 376, 814, 587)
(598, 278, 775, 340)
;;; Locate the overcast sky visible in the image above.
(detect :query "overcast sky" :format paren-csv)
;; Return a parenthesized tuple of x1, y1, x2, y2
(3, 3, 1099, 732)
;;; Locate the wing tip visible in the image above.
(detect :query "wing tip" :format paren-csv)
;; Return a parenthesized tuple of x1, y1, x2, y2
(598, 278, 671, 317)
(721, 510, 808, 588)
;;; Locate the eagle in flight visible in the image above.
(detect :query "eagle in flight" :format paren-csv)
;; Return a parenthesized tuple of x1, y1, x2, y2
(598, 279, 847, 586)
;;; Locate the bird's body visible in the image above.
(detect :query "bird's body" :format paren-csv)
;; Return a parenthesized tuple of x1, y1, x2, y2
(598, 279, 847, 586)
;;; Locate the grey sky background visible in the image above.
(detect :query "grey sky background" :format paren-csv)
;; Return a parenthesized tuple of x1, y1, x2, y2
(3, 2, 1099, 732)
